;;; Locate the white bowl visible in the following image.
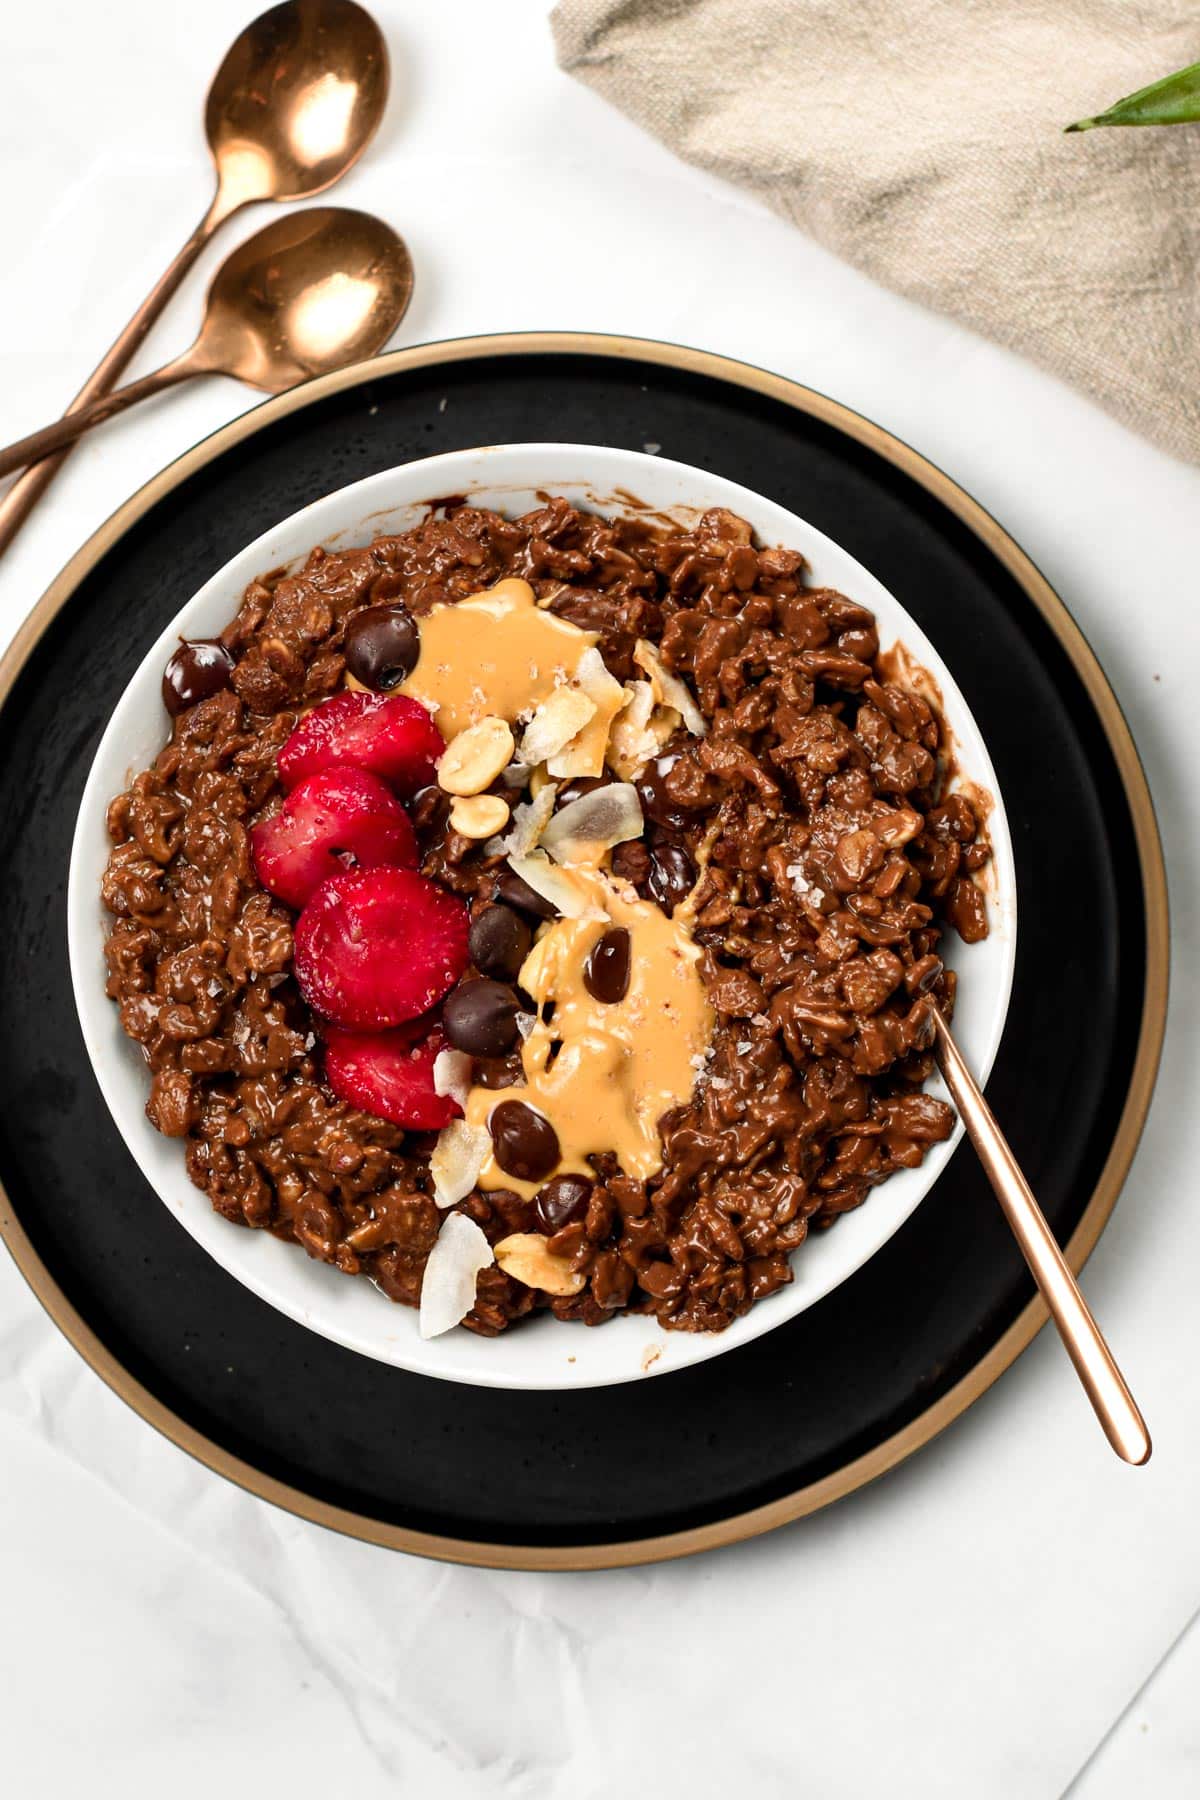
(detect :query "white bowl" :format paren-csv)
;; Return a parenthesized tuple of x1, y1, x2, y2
(69, 444, 1016, 1390)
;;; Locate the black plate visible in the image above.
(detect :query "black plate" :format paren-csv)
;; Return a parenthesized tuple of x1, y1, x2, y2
(0, 335, 1166, 1568)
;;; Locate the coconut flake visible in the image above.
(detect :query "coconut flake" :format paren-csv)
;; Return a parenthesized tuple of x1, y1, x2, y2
(430, 1119, 491, 1209)
(432, 1048, 472, 1107)
(505, 851, 595, 918)
(418, 1212, 494, 1338)
(541, 783, 644, 865)
(486, 781, 559, 856)
(633, 639, 707, 736)
(607, 681, 679, 779)
(518, 686, 597, 766)
(547, 647, 628, 779)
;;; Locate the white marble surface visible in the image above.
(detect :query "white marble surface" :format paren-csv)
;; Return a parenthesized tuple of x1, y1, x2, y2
(1, 3, 1198, 1794)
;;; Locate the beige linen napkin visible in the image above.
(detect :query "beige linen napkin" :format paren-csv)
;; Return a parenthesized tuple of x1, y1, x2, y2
(552, 0, 1200, 463)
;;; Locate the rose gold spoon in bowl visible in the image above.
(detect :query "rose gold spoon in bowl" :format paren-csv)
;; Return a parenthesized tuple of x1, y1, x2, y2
(932, 1005, 1151, 1463)
(0, 0, 388, 553)
(0, 209, 413, 476)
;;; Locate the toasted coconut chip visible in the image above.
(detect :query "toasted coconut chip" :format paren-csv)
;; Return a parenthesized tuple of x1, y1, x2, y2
(607, 680, 680, 779)
(486, 781, 559, 856)
(577, 646, 627, 706)
(541, 783, 644, 865)
(633, 639, 706, 736)
(419, 1213, 494, 1338)
(430, 1118, 491, 1209)
(549, 648, 629, 780)
(494, 1232, 586, 1297)
(505, 851, 598, 919)
(519, 686, 597, 766)
(432, 1048, 472, 1107)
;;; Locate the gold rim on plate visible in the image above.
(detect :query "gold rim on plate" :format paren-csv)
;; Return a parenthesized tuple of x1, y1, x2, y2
(0, 332, 1170, 1570)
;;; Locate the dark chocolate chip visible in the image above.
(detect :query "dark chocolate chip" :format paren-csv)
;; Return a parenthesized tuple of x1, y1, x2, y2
(635, 761, 688, 831)
(162, 640, 236, 716)
(534, 1174, 593, 1235)
(343, 605, 420, 691)
(648, 843, 695, 914)
(469, 904, 532, 981)
(495, 867, 557, 921)
(443, 980, 520, 1058)
(584, 927, 631, 1004)
(489, 1100, 560, 1183)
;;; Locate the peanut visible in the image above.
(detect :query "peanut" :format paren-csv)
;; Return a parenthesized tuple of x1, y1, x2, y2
(449, 793, 510, 839)
(437, 716, 515, 795)
(494, 1232, 586, 1296)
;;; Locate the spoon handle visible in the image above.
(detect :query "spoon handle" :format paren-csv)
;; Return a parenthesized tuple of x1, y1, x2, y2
(932, 1007, 1151, 1464)
(0, 359, 201, 480)
(0, 192, 235, 557)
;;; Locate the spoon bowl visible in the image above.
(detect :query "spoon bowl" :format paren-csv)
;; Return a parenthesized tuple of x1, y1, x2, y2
(206, 0, 389, 209)
(196, 208, 414, 390)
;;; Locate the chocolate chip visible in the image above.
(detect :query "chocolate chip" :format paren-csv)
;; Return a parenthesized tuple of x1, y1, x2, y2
(443, 980, 520, 1057)
(343, 605, 420, 691)
(636, 761, 688, 831)
(489, 1100, 560, 1183)
(648, 843, 695, 913)
(584, 927, 631, 1004)
(469, 904, 532, 981)
(162, 640, 236, 716)
(495, 867, 557, 921)
(534, 1173, 592, 1235)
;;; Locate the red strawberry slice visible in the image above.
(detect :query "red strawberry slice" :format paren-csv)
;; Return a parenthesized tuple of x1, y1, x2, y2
(294, 866, 469, 1029)
(324, 1022, 460, 1130)
(250, 766, 417, 910)
(279, 689, 444, 796)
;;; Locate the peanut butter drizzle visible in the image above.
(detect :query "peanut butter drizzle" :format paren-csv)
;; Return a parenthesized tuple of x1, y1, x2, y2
(465, 863, 715, 1198)
(400, 578, 601, 741)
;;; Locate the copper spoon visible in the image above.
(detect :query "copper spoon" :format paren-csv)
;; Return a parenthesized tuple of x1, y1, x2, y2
(0, 210, 412, 477)
(932, 1006, 1151, 1463)
(0, 0, 387, 553)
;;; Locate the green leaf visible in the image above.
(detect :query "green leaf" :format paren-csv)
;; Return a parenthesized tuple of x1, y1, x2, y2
(1065, 58, 1200, 131)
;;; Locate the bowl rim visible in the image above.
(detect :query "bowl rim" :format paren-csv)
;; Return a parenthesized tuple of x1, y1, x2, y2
(68, 438, 1018, 1390)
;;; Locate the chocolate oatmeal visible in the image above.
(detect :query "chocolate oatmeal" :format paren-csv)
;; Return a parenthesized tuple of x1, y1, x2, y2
(101, 498, 990, 1337)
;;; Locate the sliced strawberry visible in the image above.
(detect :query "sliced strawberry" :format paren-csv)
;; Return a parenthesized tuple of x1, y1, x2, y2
(324, 1022, 459, 1130)
(279, 689, 444, 796)
(294, 866, 469, 1029)
(250, 766, 417, 910)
